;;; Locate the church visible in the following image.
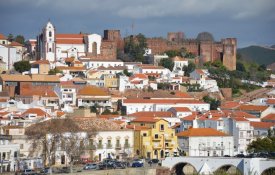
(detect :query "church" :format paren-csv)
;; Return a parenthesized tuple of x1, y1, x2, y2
(36, 21, 119, 62)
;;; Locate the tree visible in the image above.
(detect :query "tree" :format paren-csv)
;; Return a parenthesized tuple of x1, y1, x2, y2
(123, 69, 132, 77)
(159, 58, 174, 71)
(13, 60, 31, 73)
(14, 35, 25, 45)
(48, 68, 62, 75)
(236, 62, 246, 72)
(202, 96, 221, 110)
(165, 50, 181, 58)
(124, 33, 147, 62)
(7, 34, 14, 42)
(183, 62, 196, 76)
(101, 108, 112, 115)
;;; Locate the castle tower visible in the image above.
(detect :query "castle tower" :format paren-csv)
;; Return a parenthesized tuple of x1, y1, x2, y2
(41, 21, 56, 61)
(222, 38, 237, 71)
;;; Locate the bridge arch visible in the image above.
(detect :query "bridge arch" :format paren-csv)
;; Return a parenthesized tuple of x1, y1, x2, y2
(261, 167, 275, 175)
(214, 164, 242, 175)
(171, 162, 198, 175)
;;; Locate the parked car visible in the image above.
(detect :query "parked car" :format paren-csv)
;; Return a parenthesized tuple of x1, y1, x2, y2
(235, 154, 245, 158)
(113, 161, 126, 169)
(148, 159, 159, 164)
(21, 169, 36, 175)
(83, 163, 97, 170)
(132, 159, 144, 167)
(40, 168, 50, 174)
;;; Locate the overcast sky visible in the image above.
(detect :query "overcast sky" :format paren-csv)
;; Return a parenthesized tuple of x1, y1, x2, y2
(0, 0, 275, 48)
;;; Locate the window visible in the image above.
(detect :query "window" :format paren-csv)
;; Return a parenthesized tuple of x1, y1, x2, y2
(143, 133, 147, 137)
(2, 41, 5, 44)
(49, 48, 52, 52)
(49, 31, 52, 37)
(160, 124, 164, 131)
(155, 134, 159, 139)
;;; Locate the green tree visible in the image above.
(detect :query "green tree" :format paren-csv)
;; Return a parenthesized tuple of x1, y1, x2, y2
(101, 109, 112, 115)
(202, 96, 221, 110)
(183, 62, 196, 76)
(14, 60, 31, 73)
(159, 58, 174, 71)
(7, 34, 14, 42)
(48, 68, 62, 75)
(165, 50, 181, 58)
(123, 69, 132, 77)
(236, 62, 246, 72)
(14, 35, 25, 44)
(124, 33, 147, 62)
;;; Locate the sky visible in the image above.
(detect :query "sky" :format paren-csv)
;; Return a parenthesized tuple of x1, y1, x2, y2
(0, 0, 275, 48)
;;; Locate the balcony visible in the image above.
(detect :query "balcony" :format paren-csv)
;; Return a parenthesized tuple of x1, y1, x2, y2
(165, 136, 172, 141)
(97, 144, 103, 149)
(124, 143, 130, 148)
(153, 144, 162, 149)
(152, 136, 162, 141)
(165, 144, 174, 149)
(115, 144, 121, 150)
(106, 144, 112, 149)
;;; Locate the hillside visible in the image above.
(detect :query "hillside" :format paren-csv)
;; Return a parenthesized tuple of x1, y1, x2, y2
(237, 45, 275, 65)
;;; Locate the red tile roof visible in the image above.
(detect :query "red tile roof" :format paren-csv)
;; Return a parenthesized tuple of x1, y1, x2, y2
(22, 108, 49, 117)
(220, 101, 240, 109)
(0, 33, 7, 40)
(171, 107, 191, 112)
(266, 99, 275, 105)
(262, 113, 275, 121)
(250, 122, 275, 129)
(123, 98, 206, 104)
(181, 114, 198, 121)
(128, 111, 173, 118)
(177, 128, 227, 137)
(9, 41, 23, 46)
(130, 73, 148, 80)
(131, 117, 162, 123)
(238, 105, 269, 112)
(233, 117, 249, 122)
(78, 85, 109, 96)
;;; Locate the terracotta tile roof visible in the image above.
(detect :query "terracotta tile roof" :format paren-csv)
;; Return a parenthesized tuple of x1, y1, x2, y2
(56, 66, 85, 71)
(126, 125, 150, 130)
(55, 33, 84, 44)
(231, 111, 257, 119)
(233, 117, 249, 122)
(174, 91, 193, 99)
(65, 57, 75, 62)
(171, 107, 191, 112)
(9, 41, 23, 46)
(177, 128, 228, 137)
(220, 101, 240, 109)
(250, 121, 275, 129)
(0, 74, 60, 82)
(22, 108, 49, 117)
(238, 105, 269, 112)
(266, 99, 275, 105)
(128, 111, 173, 118)
(0, 99, 8, 102)
(181, 113, 198, 121)
(32, 60, 50, 65)
(123, 98, 207, 104)
(262, 113, 275, 121)
(56, 111, 66, 117)
(0, 33, 7, 40)
(78, 85, 109, 96)
(131, 117, 162, 123)
(130, 73, 148, 80)
(3, 125, 23, 129)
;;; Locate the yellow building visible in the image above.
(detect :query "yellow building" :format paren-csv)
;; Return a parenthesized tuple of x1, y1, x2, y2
(130, 118, 178, 159)
(104, 74, 118, 90)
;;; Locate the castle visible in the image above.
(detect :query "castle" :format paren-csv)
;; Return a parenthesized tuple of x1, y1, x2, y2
(147, 32, 237, 70)
(36, 21, 121, 62)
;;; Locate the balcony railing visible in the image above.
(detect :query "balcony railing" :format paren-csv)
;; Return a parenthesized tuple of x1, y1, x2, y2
(124, 143, 130, 148)
(106, 144, 112, 149)
(115, 143, 121, 150)
(97, 144, 103, 149)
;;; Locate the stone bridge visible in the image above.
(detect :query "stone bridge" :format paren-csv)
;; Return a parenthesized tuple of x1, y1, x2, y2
(162, 157, 275, 175)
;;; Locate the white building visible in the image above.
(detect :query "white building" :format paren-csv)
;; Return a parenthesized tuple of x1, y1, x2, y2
(168, 107, 192, 118)
(224, 117, 254, 155)
(0, 134, 20, 172)
(122, 99, 210, 114)
(0, 44, 20, 70)
(177, 128, 234, 157)
(80, 59, 124, 69)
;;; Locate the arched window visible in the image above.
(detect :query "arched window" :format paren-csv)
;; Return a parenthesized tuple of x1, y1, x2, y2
(92, 42, 97, 55)
(49, 31, 52, 37)
(49, 48, 52, 52)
